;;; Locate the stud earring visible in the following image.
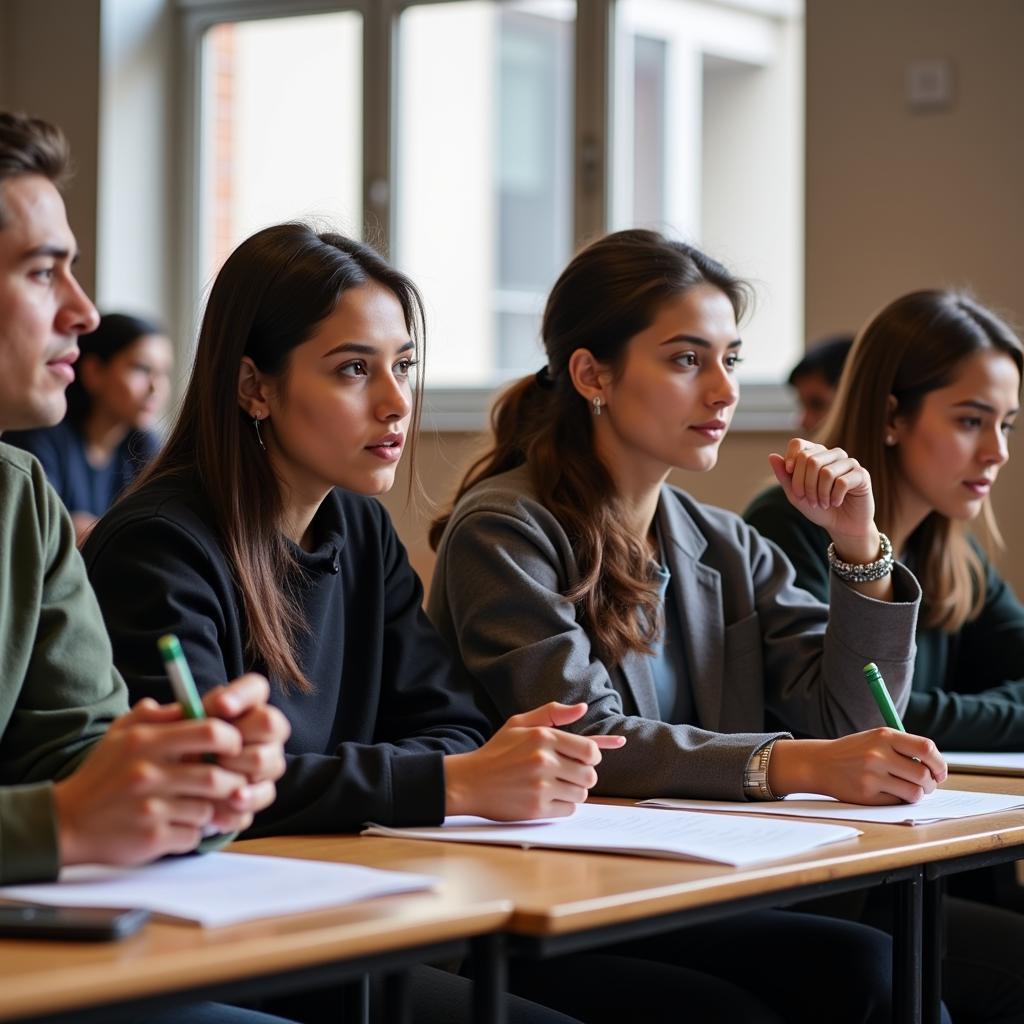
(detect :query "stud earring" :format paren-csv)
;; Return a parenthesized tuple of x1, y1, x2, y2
(885, 434, 896, 447)
(253, 414, 267, 451)
(592, 396, 602, 417)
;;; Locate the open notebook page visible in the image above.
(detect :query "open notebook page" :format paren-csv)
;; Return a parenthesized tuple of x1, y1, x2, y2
(0, 852, 437, 928)
(640, 788, 1024, 826)
(363, 802, 860, 867)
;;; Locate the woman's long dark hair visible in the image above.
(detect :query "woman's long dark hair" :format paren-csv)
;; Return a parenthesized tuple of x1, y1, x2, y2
(821, 290, 1023, 631)
(431, 229, 751, 665)
(133, 224, 426, 693)
(66, 312, 165, 424)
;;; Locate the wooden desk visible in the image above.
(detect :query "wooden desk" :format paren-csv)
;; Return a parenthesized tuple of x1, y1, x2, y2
(234, 780, 1024, 936)
(917, 774, 1024, 1024)
(235, 778, 1024, 1024)
(7, 776, 1020, 1024)
(0, 858, 510, 1024)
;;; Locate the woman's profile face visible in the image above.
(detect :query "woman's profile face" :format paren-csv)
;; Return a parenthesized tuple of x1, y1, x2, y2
(84, 333, 173, 430)
(260, 281, 415, 500)
(892, 348, 1019, 523)
(593, 284, 742, 481)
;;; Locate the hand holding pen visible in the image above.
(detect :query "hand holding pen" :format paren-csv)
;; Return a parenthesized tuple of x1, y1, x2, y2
(765, 663, 947, 805)
(157, 634, 289, 835)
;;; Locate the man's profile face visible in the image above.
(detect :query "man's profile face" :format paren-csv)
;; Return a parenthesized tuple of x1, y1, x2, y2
(792, 371, 837, 434)
(0, 174, 98, 432)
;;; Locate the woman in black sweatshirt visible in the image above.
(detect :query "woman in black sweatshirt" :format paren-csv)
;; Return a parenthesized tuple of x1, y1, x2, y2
(82, 224, 623, 1024)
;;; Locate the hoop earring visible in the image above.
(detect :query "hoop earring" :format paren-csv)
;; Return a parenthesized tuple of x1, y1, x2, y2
(252, 414, 267, 451)
(592, 396, 602, 417)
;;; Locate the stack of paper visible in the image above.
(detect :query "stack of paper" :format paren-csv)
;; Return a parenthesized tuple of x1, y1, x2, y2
(942, 752, 1024, 777)
(0, 853, 437, 928)
(640, 788, 1024, 826)
(363, 802, 861, 867)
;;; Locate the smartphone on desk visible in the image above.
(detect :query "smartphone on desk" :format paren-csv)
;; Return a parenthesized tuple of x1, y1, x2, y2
(0, 902, 149, 941)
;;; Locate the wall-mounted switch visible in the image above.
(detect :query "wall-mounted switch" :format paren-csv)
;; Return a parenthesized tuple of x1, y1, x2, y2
(906, 58, 955, 112)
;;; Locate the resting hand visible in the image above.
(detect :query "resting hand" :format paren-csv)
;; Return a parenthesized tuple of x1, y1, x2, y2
(53, 699, 249, 868)
(768, 730, 947, 805)
(444, 702, 625, 820)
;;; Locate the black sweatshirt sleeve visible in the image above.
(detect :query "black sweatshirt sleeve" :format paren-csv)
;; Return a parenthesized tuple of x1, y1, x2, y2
(85, 503, 487, 837)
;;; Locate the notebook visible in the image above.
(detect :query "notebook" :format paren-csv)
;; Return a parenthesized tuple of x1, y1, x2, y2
(942, 752, 1024, 777)
(363, 801, 861, 867)
(0, 852, 437, 928)
(639, 788, 1024, 826)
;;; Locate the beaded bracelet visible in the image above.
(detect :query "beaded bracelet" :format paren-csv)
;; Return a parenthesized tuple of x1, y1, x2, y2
(827, 532, 894, 583)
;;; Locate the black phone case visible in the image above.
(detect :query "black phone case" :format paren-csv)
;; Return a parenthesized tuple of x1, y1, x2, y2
(0, 904, 150, 941)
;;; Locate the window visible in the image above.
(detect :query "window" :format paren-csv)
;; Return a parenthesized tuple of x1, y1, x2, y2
(181, 0, 803, 425)
(394, 1, 575, 387)
(198, 11, 362, 290)
(612, 0, 804, 382)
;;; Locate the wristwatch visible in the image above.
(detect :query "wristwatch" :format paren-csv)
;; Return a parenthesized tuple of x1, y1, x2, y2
(743, 740, 779, 801)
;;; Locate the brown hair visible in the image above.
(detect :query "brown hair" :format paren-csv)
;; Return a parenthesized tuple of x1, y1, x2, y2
(821, 290, 1023, 631)
(431, 229, 751, 665)
(0, 112, 71, 224)
(134, 224, 426, 693)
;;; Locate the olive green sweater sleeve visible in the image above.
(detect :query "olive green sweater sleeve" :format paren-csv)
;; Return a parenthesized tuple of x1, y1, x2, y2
(0, 445, 128, 883)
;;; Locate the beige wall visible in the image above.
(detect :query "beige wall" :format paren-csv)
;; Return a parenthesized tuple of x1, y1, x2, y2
(1, 0, 102, 297)
(0, 3, 7, 108)
(805, 0, 1024, 591)
(806, 0, 1024, 339)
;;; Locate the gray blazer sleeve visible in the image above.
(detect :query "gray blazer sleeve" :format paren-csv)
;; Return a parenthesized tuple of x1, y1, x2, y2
(430, 501, 786, 801)
(745, 526, 920, 731)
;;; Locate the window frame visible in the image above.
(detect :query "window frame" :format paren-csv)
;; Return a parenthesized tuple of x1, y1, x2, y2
(176, 0, 798, 431)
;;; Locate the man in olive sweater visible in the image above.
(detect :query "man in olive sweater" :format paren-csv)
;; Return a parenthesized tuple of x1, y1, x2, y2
(0, 111, 290, 887)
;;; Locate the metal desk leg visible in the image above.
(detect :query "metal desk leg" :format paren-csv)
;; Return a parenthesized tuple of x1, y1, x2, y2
(381, 970, 412, 1024)
(922, 877, 945, 1024)
(472, 933, 507, 1024)
(893, 872, 923, 1024)
(340, 974, 370, 1024)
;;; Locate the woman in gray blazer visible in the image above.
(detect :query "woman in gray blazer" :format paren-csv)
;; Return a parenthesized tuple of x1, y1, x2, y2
(428, 230, 948, 1024)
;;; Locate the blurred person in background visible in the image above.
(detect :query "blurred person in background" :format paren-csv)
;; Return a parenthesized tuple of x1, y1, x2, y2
(6, 311, 173, 541)
(788, 333, 853, 433)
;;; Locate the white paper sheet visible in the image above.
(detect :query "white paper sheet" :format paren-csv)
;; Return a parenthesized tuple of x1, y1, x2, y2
(639, 788, 1024, 826)
(362, 802, 861, 867)
(943, 752, 1024, 777)
(0, 852, 437, 928)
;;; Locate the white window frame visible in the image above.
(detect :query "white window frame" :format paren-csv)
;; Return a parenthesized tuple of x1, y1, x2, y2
(175, 0, 797, 431)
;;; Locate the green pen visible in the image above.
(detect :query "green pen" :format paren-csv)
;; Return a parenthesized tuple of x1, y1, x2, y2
(863, 662, 905, 730)
(157, 634, 237, 852)
(863, 661, 931, 776)
(158, 634, 205, 719)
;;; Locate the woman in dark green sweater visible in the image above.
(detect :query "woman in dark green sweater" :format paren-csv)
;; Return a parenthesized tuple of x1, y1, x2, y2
(745, 289, 1024, 1024)
(745, 290, 1024, 751)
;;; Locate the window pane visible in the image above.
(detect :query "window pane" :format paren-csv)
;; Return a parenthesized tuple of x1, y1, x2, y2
(396, 1, 574, 387)
(199, 12, 362, 287)
(612, 0, 805, 382)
